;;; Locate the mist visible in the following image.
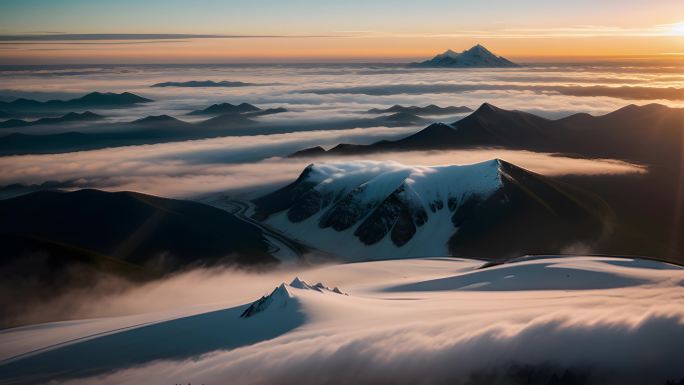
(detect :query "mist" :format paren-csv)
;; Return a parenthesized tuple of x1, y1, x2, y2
(0, 140, 645, 198)
(37, 267, 684, 385)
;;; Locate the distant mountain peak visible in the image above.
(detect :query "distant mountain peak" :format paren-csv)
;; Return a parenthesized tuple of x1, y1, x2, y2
(187, 102, 261, 116)
(367, 104, 472, 116)
(132, 115, 184, 124)
(78, 91, 151, 103)
(240, 283, 292, 318)
(289, 277, 347, 294)
(474, 102, 500, 114)
(412, 44, 518, 68)
(288, 146, 327, 158)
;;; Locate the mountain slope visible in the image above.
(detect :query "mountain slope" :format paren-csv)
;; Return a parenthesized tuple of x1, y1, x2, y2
(412, 44, 518, 68)
(0, 189, 278, 270)
(253, 160, 609, 260)
(2, 256, 682, 384)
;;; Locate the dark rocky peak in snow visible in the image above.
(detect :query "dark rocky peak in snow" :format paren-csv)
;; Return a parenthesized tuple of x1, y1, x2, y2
(290, 277, 347, 295)
(240, 278, 347, 318)
(240, 283, 292, 318)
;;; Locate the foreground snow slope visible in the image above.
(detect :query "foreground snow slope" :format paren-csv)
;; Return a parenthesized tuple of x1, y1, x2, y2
(1, 255, 684, 385)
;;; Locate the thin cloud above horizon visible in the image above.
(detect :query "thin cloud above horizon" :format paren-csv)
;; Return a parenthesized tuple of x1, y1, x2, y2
(0, 33, 336, 41)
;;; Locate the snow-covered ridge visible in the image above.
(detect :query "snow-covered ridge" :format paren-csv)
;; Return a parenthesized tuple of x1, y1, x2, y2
(301, 159, 503, 196)
(256, 159, 506, 260)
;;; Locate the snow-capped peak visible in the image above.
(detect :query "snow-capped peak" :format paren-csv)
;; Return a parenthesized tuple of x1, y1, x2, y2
(289, 277, 309, 289)
(290, 277, 347, 295)
(240, 283, 292, 318)
(242, 278, 347, 318)
(413, 44, 518, 68)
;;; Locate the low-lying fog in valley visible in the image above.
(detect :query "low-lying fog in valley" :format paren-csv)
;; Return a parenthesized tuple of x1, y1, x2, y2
(1, 62, 677, 198)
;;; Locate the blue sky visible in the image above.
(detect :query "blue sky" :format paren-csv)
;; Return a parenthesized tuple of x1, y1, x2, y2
(2, 0, 681, 35)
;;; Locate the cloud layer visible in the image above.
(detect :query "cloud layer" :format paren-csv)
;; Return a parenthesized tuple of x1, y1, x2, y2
(0, 134, 645, 198)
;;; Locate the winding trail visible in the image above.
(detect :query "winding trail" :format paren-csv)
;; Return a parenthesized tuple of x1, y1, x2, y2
(203, 197, 308, 262)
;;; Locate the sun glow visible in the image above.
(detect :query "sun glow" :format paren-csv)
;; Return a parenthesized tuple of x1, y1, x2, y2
(668, 22, 684, 36)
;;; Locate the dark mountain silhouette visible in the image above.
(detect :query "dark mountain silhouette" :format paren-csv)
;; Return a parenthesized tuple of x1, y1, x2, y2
(0, 109, 419, 156)
(0, 233, 155, 327)
(188, 102, 260, 115)
(367, 104, 472, 115)
(187, 102, 287, 117)
(0, 111, 103, 129)
(412, 44, 518, 68)
(196, 113, 256, 129)
(246, 107, 288, 117)
(0, 112, 257, 155)
(381, 112, 425, 125)
(130, 114, 193, 130)
(0, 181, 75, 200)
(288, 146, 327, 158)
(0, 189, 280, 327)
(0, 189, 278, 270)
(152, 80, 254, 88)
(0, 92, 151, 113)
(313, 103, 684, 166)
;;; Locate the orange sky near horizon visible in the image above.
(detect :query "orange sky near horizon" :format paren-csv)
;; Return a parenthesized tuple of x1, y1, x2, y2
(0, 0, 682, 64)
(1, 35, 683, 64)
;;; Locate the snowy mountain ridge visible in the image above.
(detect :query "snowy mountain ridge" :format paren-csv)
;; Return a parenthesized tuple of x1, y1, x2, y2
(253, 159, 506, 260)
(241, 277, 346, 318)
(253, 159, 607, 261)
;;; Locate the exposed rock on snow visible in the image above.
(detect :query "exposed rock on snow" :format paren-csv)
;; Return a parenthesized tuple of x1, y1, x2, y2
(240, 283, 292, 318)
(241, 277, 347, 318)
(253, 159, 607, 260)
(290, 277, 347, 295)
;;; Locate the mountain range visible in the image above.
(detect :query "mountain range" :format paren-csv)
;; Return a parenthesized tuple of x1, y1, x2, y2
(0, 107, 419, 156)
(0, 92, 151, 114)
(367, 104, 472, 115)
(302, 102, 684, 166)
(411, 44, 518, 68)
(0, 111, 103, 129)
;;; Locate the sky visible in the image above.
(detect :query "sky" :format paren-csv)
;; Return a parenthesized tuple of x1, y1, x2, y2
(0, 0, 683, 63)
